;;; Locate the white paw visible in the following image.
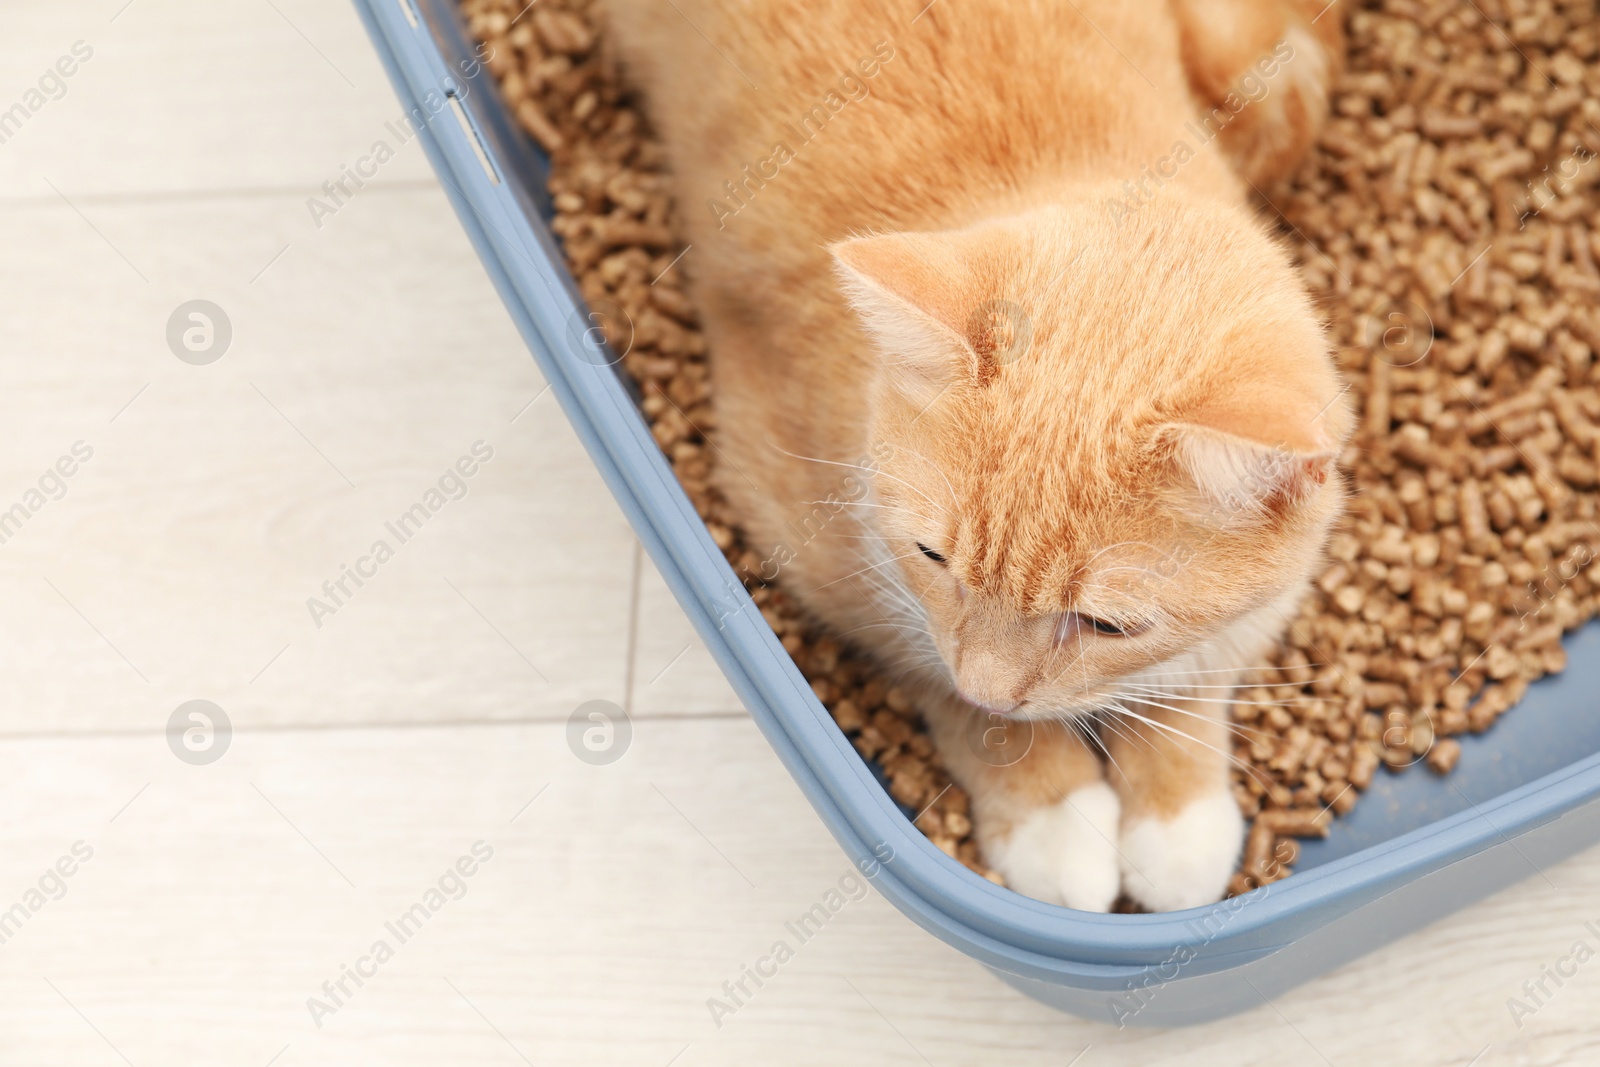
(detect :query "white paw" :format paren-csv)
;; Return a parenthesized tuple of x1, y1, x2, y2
(1119, 790, 1244, 912)
(984, 783, 1121, 912)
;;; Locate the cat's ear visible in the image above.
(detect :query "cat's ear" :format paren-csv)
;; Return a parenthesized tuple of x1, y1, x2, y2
(829, 229, 1018, 393)
(1163, 382, 1345, 520)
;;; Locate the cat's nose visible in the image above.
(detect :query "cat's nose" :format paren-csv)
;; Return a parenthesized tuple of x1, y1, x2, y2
(955, 650, 1023, 714)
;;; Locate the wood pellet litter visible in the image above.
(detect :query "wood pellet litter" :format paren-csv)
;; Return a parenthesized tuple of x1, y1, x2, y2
(460, 0, 1600, 897)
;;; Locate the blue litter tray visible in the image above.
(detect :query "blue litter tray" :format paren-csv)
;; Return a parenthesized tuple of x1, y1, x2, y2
(354, 0, 1600, 1025)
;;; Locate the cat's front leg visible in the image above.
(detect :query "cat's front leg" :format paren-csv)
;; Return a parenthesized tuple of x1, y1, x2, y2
(1102, 678, 1246, 912)
(922, 694, 1122, 913)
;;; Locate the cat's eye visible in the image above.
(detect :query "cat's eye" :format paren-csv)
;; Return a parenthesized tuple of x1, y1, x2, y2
(917, 543, 947, 564)
(1057, 610, 1150, 642)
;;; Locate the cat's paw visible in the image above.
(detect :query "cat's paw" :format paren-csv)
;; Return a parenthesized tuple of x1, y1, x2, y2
(1221, 18, 1338, 187)
(1172, 0, 1342, 186)
(983, 783, 1122, 912)
(1118, 790, 1244, 912)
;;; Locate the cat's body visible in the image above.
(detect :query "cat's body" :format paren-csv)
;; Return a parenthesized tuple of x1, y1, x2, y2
(606, 0, 1351, 910)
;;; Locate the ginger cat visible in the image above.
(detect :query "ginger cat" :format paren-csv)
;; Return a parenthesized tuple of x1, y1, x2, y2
(604, 0, 1352, 911)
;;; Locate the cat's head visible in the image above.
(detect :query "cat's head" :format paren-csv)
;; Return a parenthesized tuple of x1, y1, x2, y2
(830, 196, 1351, 718)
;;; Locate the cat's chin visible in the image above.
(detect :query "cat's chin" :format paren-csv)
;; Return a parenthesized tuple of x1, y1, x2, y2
(1002, 697, 1121, 724)
(1003, 708, 1096, 725)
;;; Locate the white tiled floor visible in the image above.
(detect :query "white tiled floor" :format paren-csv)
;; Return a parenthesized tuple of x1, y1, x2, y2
(4, 1, 1600, 1064)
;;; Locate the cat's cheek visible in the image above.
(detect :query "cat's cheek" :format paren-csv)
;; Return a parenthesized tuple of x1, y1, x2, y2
(981, 783, 1121, 913)
(1118, 790, 1245, 913)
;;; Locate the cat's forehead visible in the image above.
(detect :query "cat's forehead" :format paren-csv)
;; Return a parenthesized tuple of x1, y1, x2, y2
(950, 486, 1182, 610)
